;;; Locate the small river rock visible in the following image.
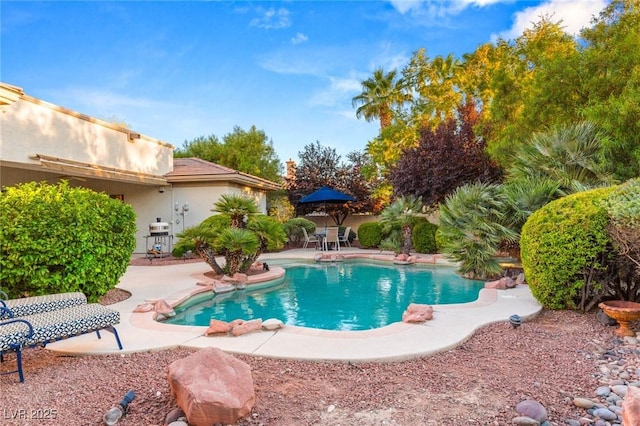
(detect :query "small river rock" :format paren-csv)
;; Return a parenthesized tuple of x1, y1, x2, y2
(514, 331, 640, 426)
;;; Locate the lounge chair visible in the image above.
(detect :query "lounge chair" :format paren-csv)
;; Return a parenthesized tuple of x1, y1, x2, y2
(0, 303, 123, 382)
(0, 292, 88, 319)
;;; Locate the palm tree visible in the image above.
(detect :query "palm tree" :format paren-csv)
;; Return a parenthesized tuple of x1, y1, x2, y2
(379, 195, 424, 255)
(438, 183, 517, 280)
(176, 195, 286, 276)
(352, 68, 409, 130)
(508, 121, 615, 193)
(212, 194, 258, 228)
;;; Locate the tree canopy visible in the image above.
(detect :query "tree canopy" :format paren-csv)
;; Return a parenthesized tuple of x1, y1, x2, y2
(355, 0, 640, 207)
(285, 141, 379, 225)
(389, 101, 502, 207)
(175, 125, 283, 183)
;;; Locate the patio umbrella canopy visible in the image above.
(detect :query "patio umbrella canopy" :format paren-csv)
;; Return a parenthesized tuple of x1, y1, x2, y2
(299, 186, 355, 204)
(299, 186, 355, 228)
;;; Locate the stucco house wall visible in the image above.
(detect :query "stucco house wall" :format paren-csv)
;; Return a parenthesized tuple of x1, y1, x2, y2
(1, 83, 280, 255)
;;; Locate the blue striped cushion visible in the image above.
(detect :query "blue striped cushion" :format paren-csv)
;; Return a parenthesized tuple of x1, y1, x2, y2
(0, 304, 120, 351)
(1, 292, 87, 319)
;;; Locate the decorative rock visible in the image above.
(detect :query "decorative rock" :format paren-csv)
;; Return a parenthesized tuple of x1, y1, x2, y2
(153, 299, 176, 321)
(611, 384, 628, 397)
(564, 420, 580, 426)
(597, 309, 618, 326)
(515, 273, 526, 285)
(204, 319, 232, 336)
(164, 407, 186, 424)
(593, 407, 617, 421)
(596, 386, 612, 397)
(262, 318, 284, 331)
(168, 421, 188, 426)
(574, 397, 595, 409)
(622, 385, 640, 425)
(133, 303, 154, 313)
(515, 400, 548, 423)
(230, 318, 263, 336)
(485, 277, 516, 290)
(167, 347, 255, 426)
(511, 416, 540, 425)
(401, 303, 434, 323)
(232, 273, 248, 283)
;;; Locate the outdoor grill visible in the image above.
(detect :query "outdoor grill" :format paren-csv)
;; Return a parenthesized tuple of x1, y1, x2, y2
(149, 218, 170, 236)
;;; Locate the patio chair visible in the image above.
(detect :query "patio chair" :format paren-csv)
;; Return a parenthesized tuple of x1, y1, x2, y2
(323, 227, 340, 251)
(0, 303, 123, 382)
(338, 226, 352, 247)
(0, 292, 88, 320)
(302, 228, 320, 249)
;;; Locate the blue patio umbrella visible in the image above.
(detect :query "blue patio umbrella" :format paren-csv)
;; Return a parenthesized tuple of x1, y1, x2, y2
(299, 186, 355, 204)
(299, 186, 355, 228)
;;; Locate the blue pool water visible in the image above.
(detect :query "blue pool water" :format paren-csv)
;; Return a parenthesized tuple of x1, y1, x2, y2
(166, 260, 484, 331)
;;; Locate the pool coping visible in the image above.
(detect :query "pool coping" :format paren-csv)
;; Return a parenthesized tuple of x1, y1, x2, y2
(46, 249, 543, 362)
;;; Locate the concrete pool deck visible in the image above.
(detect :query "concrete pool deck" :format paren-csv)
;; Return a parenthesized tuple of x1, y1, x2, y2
(47, 248, 542, 362)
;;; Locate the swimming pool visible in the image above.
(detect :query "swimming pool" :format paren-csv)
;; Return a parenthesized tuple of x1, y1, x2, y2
(166, 260, 484, 331)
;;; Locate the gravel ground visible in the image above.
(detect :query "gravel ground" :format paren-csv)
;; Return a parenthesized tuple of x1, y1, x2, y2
(1, 286, 622, 426)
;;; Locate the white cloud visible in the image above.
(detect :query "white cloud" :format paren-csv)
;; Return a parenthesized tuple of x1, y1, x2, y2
(310, 75, 362, 108)
(249, 7, 291, 30)
(291, 32, 308, 45)
(495, 0, 608, 40)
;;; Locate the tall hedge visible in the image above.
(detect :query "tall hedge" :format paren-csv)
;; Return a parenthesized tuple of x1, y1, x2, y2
(0, 181, 136, 302)
(520, 187, 613, 310)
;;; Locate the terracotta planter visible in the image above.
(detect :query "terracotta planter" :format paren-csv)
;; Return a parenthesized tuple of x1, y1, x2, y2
(599, 300, 640, 337)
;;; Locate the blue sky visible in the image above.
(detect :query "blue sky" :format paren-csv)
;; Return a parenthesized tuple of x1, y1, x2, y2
(2, 0, 608, 167)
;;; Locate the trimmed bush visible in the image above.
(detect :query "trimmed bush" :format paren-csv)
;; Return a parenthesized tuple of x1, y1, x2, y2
(0, 181, 136, 302)
(283, 217, 316, 245)
(357, 222, 383, 248)
(412, 220, 438, 254)
(520, 186, 614, 310)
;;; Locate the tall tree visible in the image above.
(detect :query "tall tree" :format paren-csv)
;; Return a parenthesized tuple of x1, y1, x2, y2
(483, 18, 581, 167)
(285, 142, 376, 225)
(175, 125, 283, 183)
(403, 49, 463, 129)
(579, 0, 640, 180)
(352, 67, 409, 129)
(389, 100, 502, 207)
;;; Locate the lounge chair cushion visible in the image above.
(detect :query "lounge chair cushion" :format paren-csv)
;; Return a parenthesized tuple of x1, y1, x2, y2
(0, 292, 87, 319)
(0, 303, 120, 351)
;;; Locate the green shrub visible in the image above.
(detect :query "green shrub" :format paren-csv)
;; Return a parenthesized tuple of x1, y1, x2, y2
(412, 220, 438, 254)
(520, 186, 614, 310)
(172, 243, 195, 258)
(283, 217, 316, 245)
(357, 222, 383, 248)
(0, 181, 136, 302)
